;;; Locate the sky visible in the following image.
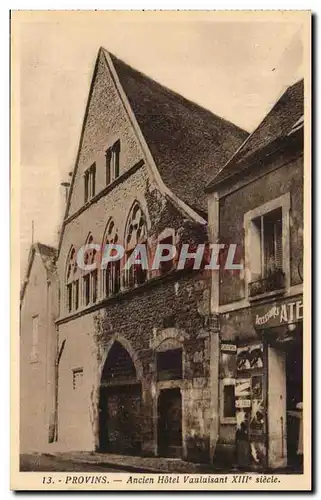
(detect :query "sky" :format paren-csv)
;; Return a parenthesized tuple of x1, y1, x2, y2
(16, 11, 305, 277)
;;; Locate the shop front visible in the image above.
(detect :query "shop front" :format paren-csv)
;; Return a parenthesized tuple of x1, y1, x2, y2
(218, 294, 303, 471)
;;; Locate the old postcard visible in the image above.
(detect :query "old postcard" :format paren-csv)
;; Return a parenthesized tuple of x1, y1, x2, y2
(11, 10, 312, 491)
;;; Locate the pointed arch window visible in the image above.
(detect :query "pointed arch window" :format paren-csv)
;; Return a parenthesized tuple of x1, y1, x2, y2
(65, 246, 80, 313)
(83, 233, 98, 306)
(102, 219, 121, 297)
(124, 203, 148, 288)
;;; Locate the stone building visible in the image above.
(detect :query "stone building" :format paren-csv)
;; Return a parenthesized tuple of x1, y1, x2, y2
(206, 79, 304, 470)
(53, 47, 247, 461)
(20, 243, 58, 453)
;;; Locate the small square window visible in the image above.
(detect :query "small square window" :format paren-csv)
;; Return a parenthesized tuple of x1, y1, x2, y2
(72, 368, 83, 390)
(223, 384, 236, 418)
(220, 379, 236, 423)
(157, 349, 183, 381)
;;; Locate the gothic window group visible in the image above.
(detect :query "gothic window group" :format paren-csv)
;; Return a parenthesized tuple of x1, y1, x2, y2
(64, 202, 172, 313)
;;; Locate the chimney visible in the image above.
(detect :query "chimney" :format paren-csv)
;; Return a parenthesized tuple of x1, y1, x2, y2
(56, 172, 73, 242)
(60, 172, 73, 205)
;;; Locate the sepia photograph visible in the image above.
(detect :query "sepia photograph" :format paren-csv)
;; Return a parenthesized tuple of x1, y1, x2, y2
(11, 9, 311, 491)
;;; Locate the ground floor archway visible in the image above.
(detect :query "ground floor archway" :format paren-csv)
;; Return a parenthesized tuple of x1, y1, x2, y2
(98, 341, 142, 455)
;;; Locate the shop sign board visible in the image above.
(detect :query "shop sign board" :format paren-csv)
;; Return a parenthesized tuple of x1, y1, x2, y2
(253, 296, 303, 329)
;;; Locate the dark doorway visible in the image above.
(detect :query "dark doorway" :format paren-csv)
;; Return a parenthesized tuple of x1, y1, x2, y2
(99, 342, 142, 455)
(286, 330, 303, 469)
(157, 388, 182, 458)
(99, 384, 141, 455)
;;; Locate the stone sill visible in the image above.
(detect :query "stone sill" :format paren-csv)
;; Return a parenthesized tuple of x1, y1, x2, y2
(248, 287, 286, 303)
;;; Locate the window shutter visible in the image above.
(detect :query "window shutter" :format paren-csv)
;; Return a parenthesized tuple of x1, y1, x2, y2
(275, 217, 283, 270)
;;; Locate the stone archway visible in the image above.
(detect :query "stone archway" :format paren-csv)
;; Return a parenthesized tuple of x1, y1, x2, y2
(98, 341, 142, 455)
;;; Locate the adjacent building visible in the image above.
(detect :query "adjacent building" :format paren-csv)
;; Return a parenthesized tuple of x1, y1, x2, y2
(206, 79, 304, 471)
(20, 243, 58, 453)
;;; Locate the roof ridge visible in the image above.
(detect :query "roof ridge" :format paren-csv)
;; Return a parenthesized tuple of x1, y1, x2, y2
(206, 79, 304, 189)
(104, 48, 248, 135)
(102, 47, 248, 212)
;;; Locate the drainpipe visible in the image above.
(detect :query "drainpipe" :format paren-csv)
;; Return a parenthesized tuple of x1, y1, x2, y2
(207, 192, 221, 463)
(52, 337, 66, 443)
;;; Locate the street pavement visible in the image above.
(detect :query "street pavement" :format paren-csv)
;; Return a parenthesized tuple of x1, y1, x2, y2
(20, 454, 124, 472)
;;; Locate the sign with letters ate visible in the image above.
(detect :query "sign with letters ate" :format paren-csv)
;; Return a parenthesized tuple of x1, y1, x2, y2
(253, 297, 303, 329)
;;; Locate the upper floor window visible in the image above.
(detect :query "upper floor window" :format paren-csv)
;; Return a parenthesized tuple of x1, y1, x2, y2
(83, 234, 98, 306)
(124, 202, 148, 288)
(106, 140, 120, 185)
(65, 246, 80, 313)
(245, 194, 290, 297)
(102, 219, 121, 297)
(84, 163, 96, 203)
(156, 348, 183, 381)
(253, 208, 283, 277)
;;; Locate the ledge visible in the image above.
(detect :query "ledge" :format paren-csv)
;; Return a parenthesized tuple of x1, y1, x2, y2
(62, 159, 144, 226)
(56, 267, 203, 325)
(248, 288, 286, 303)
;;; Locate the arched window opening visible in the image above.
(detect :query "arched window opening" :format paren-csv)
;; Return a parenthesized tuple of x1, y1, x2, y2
(99, 341, 141, 455)
(124, 203, 148, 288)
(103, 220, 121, 297)
(65, 246, 80, 313)
(101, 341, 137, 384)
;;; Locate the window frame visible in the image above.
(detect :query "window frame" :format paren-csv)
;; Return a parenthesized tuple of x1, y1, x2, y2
(102, 220, 121, 298)
(243, 193, 291, 298)
(252, 208, 283, 278)
(106, 140, 120, 185)
(67, 283, 73, 312)
(72, 367, 84, 391)
(65, 246, 80, 314)
(84, 162, 96, 203)
(83, 273, 90, 306)
(156, 348, 183, 382)
(220, 378, 236, 424)
(73, 279, 79, 310)
(124, 202, 149, 289)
